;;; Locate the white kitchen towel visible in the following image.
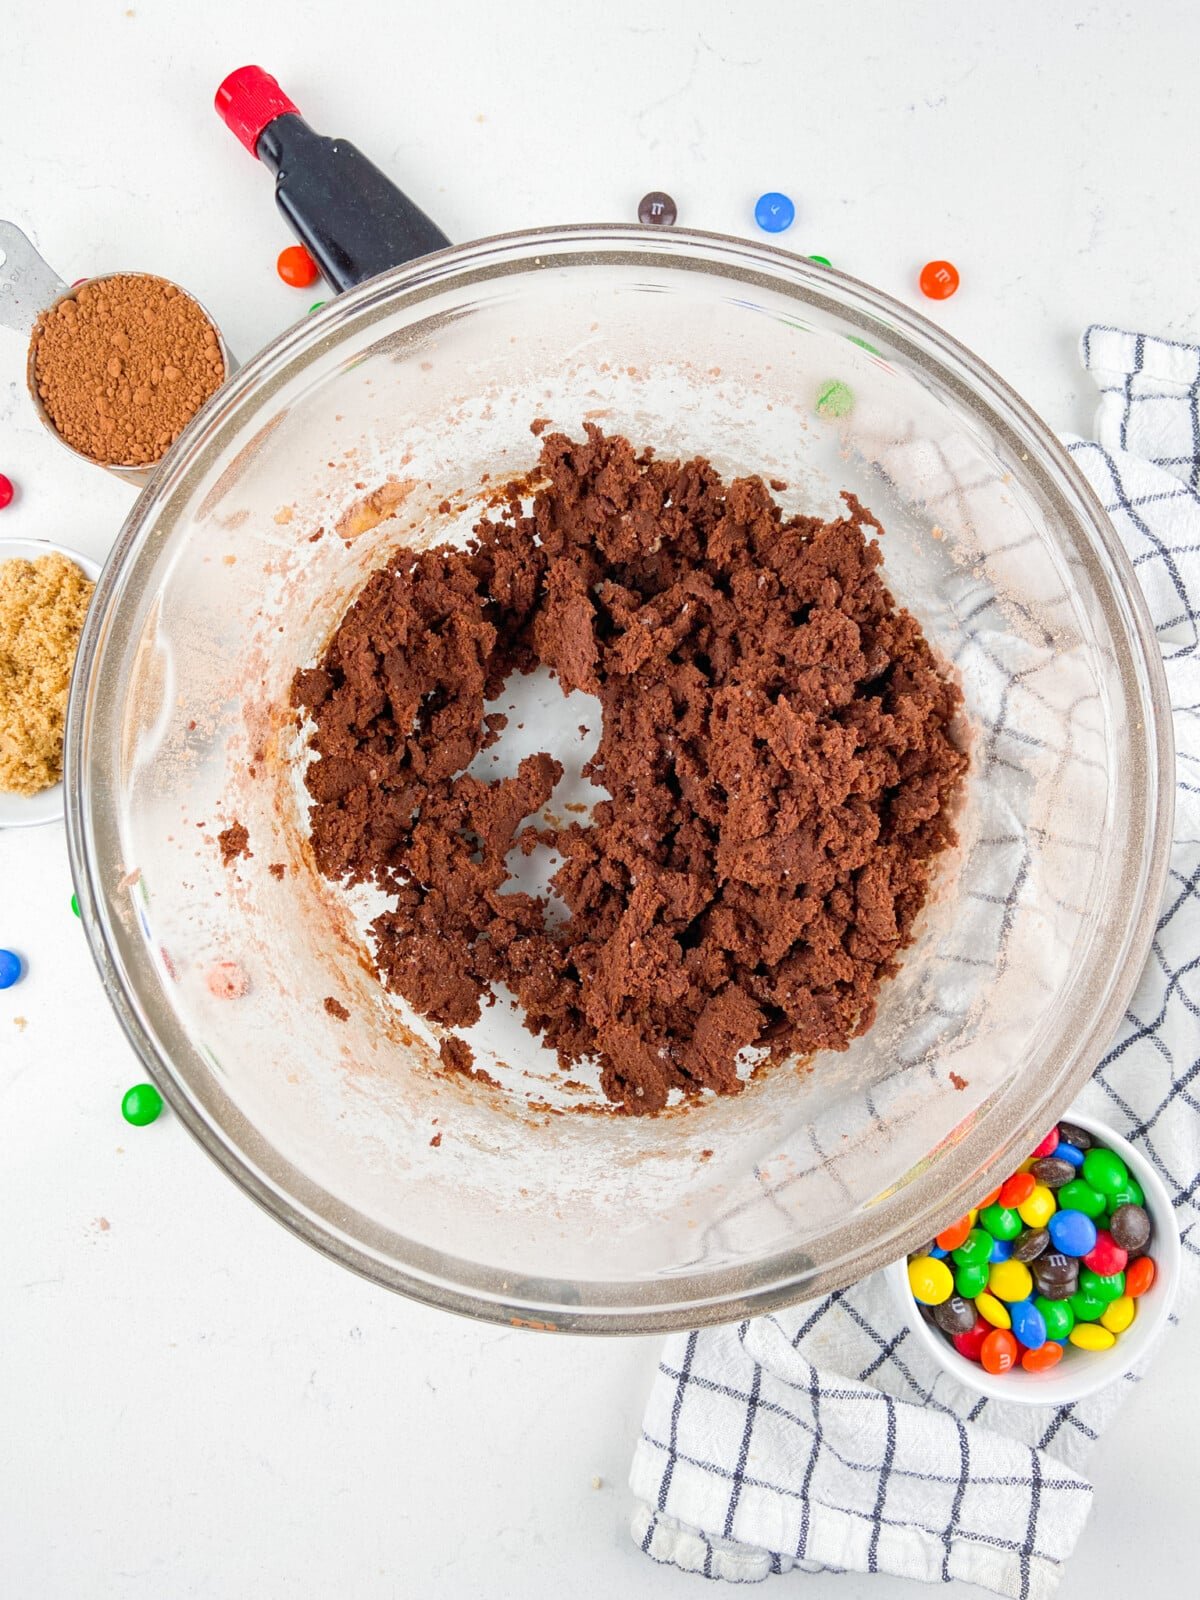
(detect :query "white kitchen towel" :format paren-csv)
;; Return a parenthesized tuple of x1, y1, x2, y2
(629, 325, 1200, 1599)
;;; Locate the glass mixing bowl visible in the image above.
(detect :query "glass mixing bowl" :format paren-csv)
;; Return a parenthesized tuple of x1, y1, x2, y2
(65, 227, 1173, 1331)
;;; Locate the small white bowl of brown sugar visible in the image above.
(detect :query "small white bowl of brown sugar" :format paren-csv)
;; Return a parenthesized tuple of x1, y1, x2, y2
(0, 539, 99, 827)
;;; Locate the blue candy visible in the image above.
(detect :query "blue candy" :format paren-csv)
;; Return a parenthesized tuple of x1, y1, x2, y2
(754, 191, 796, 233)
(1053, 1140, 1084, 1168)
(1047, 1208, 1097, 1258)
(0, 948, 22, 989)
(1010, 1299, 1047, 1351)
(988, 1237, 1013, 1263)
(929, 1244, 948, 1258)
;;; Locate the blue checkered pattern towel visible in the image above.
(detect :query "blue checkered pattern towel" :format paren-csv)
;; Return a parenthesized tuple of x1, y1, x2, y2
(629, 326, 1199, 1599)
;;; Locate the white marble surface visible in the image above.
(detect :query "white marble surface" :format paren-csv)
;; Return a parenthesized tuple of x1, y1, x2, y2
(1, 2, 1195, 1595)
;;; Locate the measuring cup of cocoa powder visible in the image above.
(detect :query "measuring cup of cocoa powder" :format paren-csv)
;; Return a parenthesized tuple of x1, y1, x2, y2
(0, 220, 232, 484)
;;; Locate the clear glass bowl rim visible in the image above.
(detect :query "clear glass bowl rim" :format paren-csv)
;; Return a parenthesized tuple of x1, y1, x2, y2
(64, 224, 1176, 1332)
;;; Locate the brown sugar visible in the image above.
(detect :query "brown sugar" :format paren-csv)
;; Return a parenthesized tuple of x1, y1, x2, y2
(294, 427, 968, 1115)
(30, 275, 225, 467)
(0, 553, 94, 794)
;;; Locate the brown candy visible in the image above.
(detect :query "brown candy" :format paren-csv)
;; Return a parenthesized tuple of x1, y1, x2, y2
(932, 1294, 978, 1335)
(1031, 1156, 1075, 1189)
(1032, 1251, 1078, 1300)
(1011, 1226, 1050, 1263)
(1109, 1202, 1151, 1254)
(1056, 1121, 1092, 1151)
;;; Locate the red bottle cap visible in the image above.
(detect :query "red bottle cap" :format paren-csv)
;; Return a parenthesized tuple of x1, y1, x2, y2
(214, 65, 300, 157)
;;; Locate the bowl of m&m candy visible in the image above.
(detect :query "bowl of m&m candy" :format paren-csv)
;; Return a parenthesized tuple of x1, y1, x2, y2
(889, 1110, 1179, 1403)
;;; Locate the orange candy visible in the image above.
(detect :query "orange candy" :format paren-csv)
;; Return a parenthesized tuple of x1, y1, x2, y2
(1021, 1341, 1064, 1373)
(980, 1328, 1018, 1375)
(277, 244, 320, 288)
(1125, 1255, 1156, 1297)
(999, 1172, 1036, 1208)
(977, 1187, 1002, 1209)
(919, 259, 960, 300)
(936, 1215, 972, 1252)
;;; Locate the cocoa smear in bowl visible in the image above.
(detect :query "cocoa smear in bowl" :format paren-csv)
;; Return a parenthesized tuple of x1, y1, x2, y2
(292, 425, 968, 1115)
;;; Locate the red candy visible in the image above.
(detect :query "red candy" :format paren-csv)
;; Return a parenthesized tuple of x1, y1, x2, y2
(277, 244, 320, 288)
(0, 473, 13, 511)
(1083, 1229, 1128, 1277)
(999, 1172, 1036, 1208)
(1030, 1128, 1060, 1160)
(937, 1214, 972, 1252)
(1021, 1341, 1064, 1373)
(980, 1328, 1018, 1375)
(1126, 1255, 1156, 1297)
(952, 1317, 989, 1363)
(919, 259, 960, 300)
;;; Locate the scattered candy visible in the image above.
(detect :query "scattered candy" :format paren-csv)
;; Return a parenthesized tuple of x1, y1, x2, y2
(277, 244, 319, 289)
(975, 1291, 1011, 1330)
(308, 301, 326, 315)
(1021, 1341, 1063, 1373)
(919, 259, 959, 300)
(70, 892, 80, 917)
(980, 1328, 1018, 1375)
(0, 473, 14, 511)
(1068, 1324, 1116, 1352)
(808, 254, 832, 267)
(815, 379, 855, 419)
(908, 1255, 953, 1304)
(1125, 1256, 1156, 1298)
(121, 1082, 163, 1126)
(908, 1121, 1160, 1380)
(0, 948, 22, 988)
(637, 191, 677, 226)
(754, 192, 795, 233)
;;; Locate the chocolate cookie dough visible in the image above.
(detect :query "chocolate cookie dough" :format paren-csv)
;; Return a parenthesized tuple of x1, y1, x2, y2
(293, 427, 967, 1114)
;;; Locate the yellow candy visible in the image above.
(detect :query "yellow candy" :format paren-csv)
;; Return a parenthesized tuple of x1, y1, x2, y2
(988, 1259, 1033, 1303)
(1018, 1158, 1036, 1173)
(907, 1256, 953, 1305)
(1101, 1295, 1136, 1335)
(1069, 1323, 1116, 1352)
(975, 1291, 1011, 1329)
(1017, 1184, 1056, 1229)
(967, 1208, 978, 1224)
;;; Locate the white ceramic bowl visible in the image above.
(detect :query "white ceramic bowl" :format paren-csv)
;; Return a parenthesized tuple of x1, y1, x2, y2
(888, 1108, 1181, 1405)
(0, 538, 101, 830)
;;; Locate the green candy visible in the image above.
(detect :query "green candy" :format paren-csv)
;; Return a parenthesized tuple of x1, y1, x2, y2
(1082, 1147, 1128, 1197)
(954, 1261, 989, 1299)
(951, 1228, 994, 1268)
(1069, 1290, 1107, 1322)
(1107, 1176, 1144, 1211)
(809, 254, 832, 267)
(70, 892, 80, 918)
(815, 379, 855, 420)
(978, 1203, 1023, 1241)
(1056, 1179, 1106, 1219)
(1078, 1267, 1125, 1304)
(121, 1083, 164, 1127)
(1035, 1295, 1075, 1341)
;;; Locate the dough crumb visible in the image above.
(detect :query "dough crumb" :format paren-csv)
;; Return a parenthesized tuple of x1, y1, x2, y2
(217, 821, 250, 865)
(323, 996, 350, 1021)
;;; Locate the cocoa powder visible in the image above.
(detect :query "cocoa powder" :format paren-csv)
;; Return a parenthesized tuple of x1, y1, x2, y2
(31, 275, 225, 466)
(294, 427, 968, 1114)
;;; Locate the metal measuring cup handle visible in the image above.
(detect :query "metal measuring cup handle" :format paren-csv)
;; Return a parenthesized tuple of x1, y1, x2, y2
(0, 219, 236, 487)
